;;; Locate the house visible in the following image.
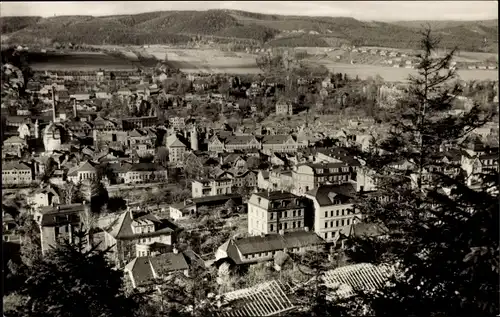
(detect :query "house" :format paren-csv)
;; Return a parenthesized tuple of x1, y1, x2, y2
(124, 163, 168, 184)
(247, 191, 307, 235)
(70, 92, 91, 101)
(275, 101, 293, 115)
(322, 77, 334, 89)
(170, 194, 243, 220)
(261, 135, 303, 154)
(169, 117, 186, 130)
(124, 249, 190, 289)
(192, 177, 233, 198)
(128, 128, 156, 147)
(117, 87, 133, 96)
(95, 91, 112, 99)
(217, 280, 295, 317)
(121, 116, 158, 130)
(304, 183, 358, 242)
(208, 135, 226, 153)
(165, 134, 187, 163)
(67, 161, 98, 184)
(257, 170, 271, 190)
(228, 169, 258, 189)
(193, 79, 209, 91)
(100, 210, 179, 266)
(224, 135, 261, 153)
(2, 161, 33, 186)
(27, 184, 61, 210)
(215, 230, 324, 266)
(34, 203, 86, 255)
(292, 162, 352, 195)
(2, 136, 28, 157)
(3, 207, 21, 243)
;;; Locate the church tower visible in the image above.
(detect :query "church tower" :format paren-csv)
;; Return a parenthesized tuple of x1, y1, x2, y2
(190, 125, 199, 151)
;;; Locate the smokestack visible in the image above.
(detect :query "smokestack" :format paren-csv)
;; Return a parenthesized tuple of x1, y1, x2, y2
(73, 99, 77, 118)
(52, 86, 57, 122)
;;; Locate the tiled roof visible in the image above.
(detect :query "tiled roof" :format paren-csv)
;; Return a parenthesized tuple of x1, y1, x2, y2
(166, 135, 187, 148)
(217, 280, 294, 317)
(129, 163, 165, 172)
(323, 263, 393, 298)
(2, 161, 31, 171)
(125, 252, 189, 288)
(222, 231, 324, 263)
(306, 183, 356, 206)
(3, 136, 26, 144)
(67, 161, 97, 176)
(252, 191, 297, 201)
(225, 135, 257, 145)
(261, 135, 294, 145)
(107, 211, 177, 240)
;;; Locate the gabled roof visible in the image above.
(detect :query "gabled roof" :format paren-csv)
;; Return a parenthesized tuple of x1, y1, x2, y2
(224, 135, 258, 145)
(125, 252, 189, 288)
(106, 211, 177, 240)
(306, 183, 356, 206)
(166, 134, 187, 148)
(221, 231, 324, 264)
(261, 135, 295, 145)
(67, 161, 97, 176)
(4, 136, 27, 144)
(2, 161, 31, 171)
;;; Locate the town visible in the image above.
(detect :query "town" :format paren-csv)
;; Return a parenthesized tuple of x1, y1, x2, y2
(2, 5, 499, 317)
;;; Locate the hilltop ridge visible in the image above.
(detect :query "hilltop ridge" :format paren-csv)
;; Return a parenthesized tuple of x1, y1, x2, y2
(0, 10, 497, 52)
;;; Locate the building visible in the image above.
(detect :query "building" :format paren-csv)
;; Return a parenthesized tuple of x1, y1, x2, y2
(215, 230, 324, 266)
(170, 194, 243, 220)
(67, 161, 99, 184)
(169, 117, 186, 130)
(2, 136, 28, 157)
(276, 101, 293, 115)
(261, 135, 303, 154)
(192, 177, 233, 198)
(42, 122, 63, 153)
(124, 249, 190, 289)
(2, 161, 33, 186)
(99, 210, 179, 266)
(304, 183, 358, 242)
(123, 163, 168, 184)
(27, 184, 61, 210)
(165, 134, 187, 163)
(292, 162, 351, 195)
(34, 203, 86, 255)
(247, 191, 307, 236)
(223, 135, 261, 153)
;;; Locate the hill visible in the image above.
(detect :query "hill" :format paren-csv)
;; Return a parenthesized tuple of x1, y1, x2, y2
(1, 10, 497, 52)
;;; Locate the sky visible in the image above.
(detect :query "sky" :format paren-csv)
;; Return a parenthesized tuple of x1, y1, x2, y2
(0, 1, 498, 21)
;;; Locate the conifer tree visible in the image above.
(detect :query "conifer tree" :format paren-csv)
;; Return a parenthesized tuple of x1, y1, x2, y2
(346, 29, 499, 316)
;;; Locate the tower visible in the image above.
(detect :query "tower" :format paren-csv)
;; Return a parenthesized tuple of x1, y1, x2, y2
(191, 125, 199, 151)
(34, 119, 39, 139)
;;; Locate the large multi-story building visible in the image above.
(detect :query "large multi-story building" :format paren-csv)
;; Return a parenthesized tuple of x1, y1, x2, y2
(2, 161, 33, 186)
(191, 177, 233, 198)
(292, 162, 351, 195)
(34, 203, 86, 255)
(247, 191, 307, 236)
(165, 134, 187, 163)
(304, 183, 358, 242)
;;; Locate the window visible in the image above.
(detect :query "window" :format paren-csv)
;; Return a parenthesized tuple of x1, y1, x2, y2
(336, 210, 339, 216)
(330, 210, 334, 217)
(298, 221, 301, 227)
(270, 224, 274, 232)
(324, 211, 328, 218)
(336, 220, 339, 227)
(347, 219, 350, 225)
(330, 221, 333, 227)
(293, 210, 296, 217)
(284, 211, 287, 218)
(284, 223, 288, 229)
(325, 221, 328, 228)
(270, 212, 274, 220)
(324, 233, 328, 239)
(293, 222, 296, 228)
(279, 224, 283, 230)
(341, 219, 345, 226)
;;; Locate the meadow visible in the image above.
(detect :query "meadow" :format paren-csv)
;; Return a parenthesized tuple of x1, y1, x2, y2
(306, 61, 499, 82)
(144, 47, 262, 74)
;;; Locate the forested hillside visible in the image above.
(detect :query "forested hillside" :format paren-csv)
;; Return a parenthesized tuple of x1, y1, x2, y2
(1, 10, 497, 51)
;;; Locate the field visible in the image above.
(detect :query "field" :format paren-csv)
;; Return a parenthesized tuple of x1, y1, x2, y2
(27, 51, 138, 71)
(144, 47, 261, 74)
(305, 60, 499, 82)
